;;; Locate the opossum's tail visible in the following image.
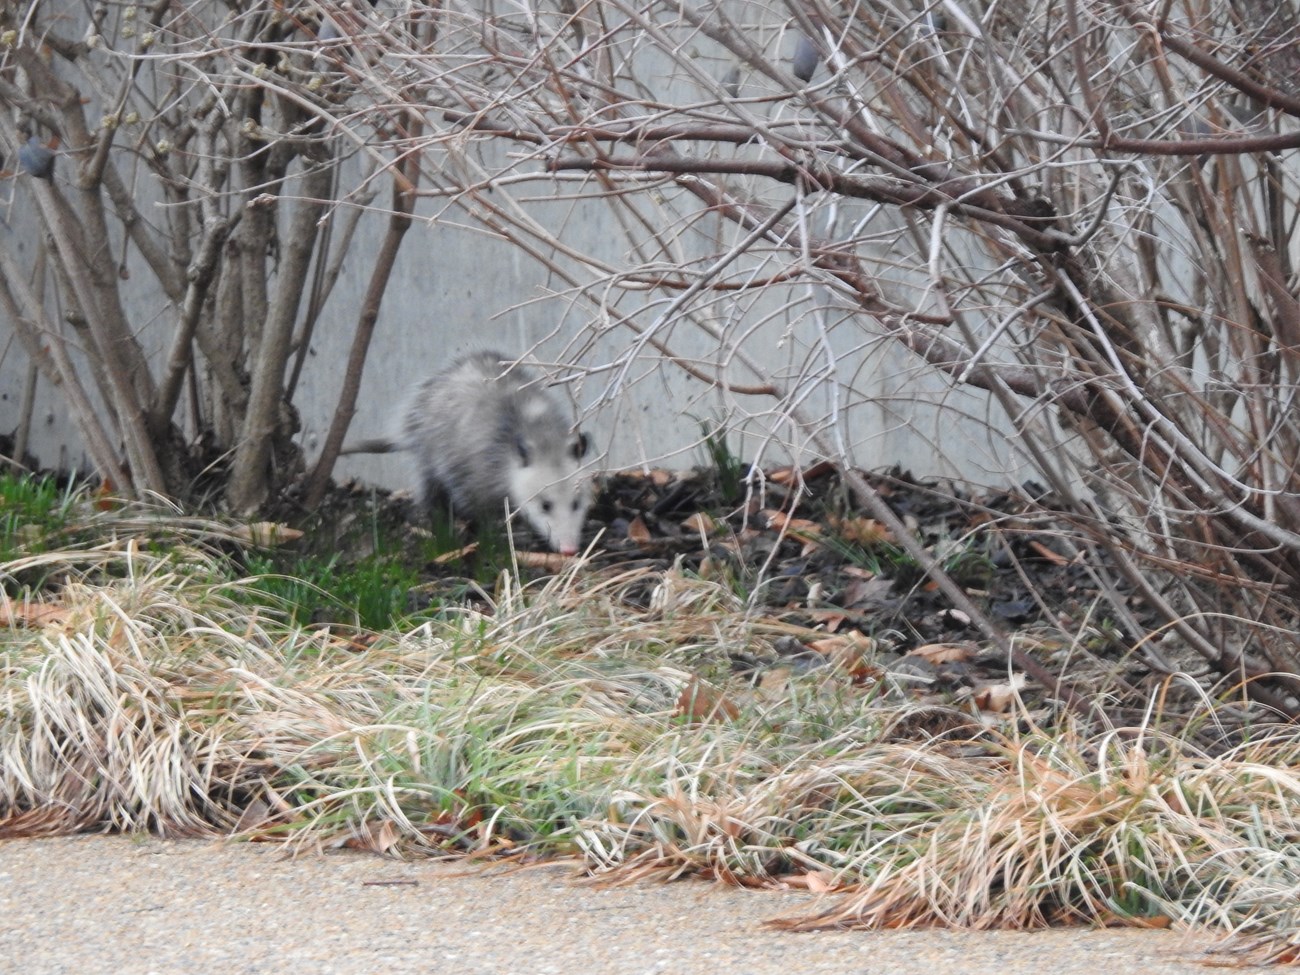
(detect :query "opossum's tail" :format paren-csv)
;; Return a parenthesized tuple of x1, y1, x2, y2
(339, 437, 401, 456)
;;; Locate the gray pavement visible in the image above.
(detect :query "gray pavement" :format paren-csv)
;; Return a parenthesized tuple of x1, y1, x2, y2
(0, 835, 1214, 974)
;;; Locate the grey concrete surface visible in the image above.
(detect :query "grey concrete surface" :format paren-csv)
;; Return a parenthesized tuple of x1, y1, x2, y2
(0, 835, 1214, 974)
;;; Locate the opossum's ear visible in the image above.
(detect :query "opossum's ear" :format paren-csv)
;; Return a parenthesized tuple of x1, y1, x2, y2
(570, 432, 589, 460)
(515, 435, 532, 466)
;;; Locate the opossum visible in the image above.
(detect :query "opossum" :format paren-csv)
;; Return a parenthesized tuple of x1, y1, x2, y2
(345, 351, 592, 554)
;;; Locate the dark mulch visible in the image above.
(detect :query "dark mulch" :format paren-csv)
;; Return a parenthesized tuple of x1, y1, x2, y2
(273, 461, 1232, 737)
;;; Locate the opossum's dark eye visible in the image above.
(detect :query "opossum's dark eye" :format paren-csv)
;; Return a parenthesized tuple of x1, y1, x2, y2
(571, 500, 581, 512)
(540, 500, 553, 514)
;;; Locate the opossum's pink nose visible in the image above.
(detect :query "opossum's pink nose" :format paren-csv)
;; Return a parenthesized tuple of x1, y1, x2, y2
(559, 545, 578, 556)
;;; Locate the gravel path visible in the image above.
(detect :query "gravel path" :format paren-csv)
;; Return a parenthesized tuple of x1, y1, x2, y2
(1, 835, 1214, 974)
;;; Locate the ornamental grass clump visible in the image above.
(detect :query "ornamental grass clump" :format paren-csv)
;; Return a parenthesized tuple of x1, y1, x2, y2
(5, 504, 1300, 962)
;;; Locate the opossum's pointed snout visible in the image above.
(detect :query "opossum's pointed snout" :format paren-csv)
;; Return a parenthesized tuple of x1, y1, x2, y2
(557, 542, 579, 556)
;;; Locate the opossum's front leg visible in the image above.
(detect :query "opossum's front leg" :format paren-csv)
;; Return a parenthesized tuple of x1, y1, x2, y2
(413, 478, 492, 557)
(414, 477, 456, 533)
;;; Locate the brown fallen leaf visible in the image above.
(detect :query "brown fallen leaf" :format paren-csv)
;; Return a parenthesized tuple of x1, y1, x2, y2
(757, 666, 793, 695)
(234, 522, 306, 547)
(807, 631, 879, 682)
(908, 642, 977, 664)
(0, 597, 68, 628)
(840, 565, 877, 579)
(433, 541, 479, 564)
(973, 673, 1028, 713)
(780, 870, 838, 893)
(681, 512, 715, 536)
(829, 515, 894, 547)
(1096, 910, 1171, 929)
(344, 819, 401, 855)
(232, 799, 276, 833)
(819, 613, 845, 633)
(804, 870, 837, 893)
(803, 460, 836, 480)
(337, 631, 381, 653)
(787, 518, 822, 535)
(627, 515, 652, 544)
(761, 508, 790, 531)
(761, 509, 822, 540)
(769, 460, 836, 485)
(94, 479, 120, 511)
(1028, 539, 1071, 565)
(516, 551, 576, 572)
(675, 677, 740, 723)
(840, 574, 892, 610)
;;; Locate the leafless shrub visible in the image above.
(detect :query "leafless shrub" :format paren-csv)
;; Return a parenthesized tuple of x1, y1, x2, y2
(2, 1, 1299, 703)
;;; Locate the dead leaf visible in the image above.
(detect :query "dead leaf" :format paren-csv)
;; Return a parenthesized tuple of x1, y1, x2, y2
(232, 799, 275, 833)
(807, 631, 879, 681)
(1096, 910, 1171, 929)
(762, 509, 822, 538)
(94, 479, 119, 511)
(973, 673, 1028, 713)
(939, 609, 972, 627)
(781, 870, 837, 893)
(338, 631, 381, 653)
(516, 551, 575, 571)
(345, 819, 401, 855)
(810, 632, 876, 655)
(757, 666, 793, 695)
(675, 677, 740, 723)
(908, 642, 977, 664)
(770, 461, 835, 485)
(829, 515, 894, 547)
(234, 522, 305, 547)
(786, 517, 822, 537)
(804, 870, 836, 893)
(433, 541, 479, 564)
(1028, 539, 1070, 565)
(840, 575, 893, 609)
(803, 460, 836, 480)
(681, 512, 715, 535)
(627, 515, 652, 544)
(0, 597, 68, 628)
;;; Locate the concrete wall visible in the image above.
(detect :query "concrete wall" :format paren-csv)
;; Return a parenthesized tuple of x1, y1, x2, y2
(0, 160, 1034, 493)
(0, 3, 1038, 495)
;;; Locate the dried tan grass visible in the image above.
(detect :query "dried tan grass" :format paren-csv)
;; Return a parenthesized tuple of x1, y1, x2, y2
(6, 517, 1300, 961)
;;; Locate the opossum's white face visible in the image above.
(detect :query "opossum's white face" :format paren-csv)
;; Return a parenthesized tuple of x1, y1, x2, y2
(507, 434, 592, 555)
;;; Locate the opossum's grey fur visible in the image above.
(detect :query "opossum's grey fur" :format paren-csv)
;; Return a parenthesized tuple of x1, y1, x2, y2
(389, 351, 592, 554)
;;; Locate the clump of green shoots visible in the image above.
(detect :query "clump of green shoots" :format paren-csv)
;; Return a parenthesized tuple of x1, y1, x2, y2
(0, 472, 83, 564)
(696, 417, 747, 508)
(240, 552, 424, 631)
